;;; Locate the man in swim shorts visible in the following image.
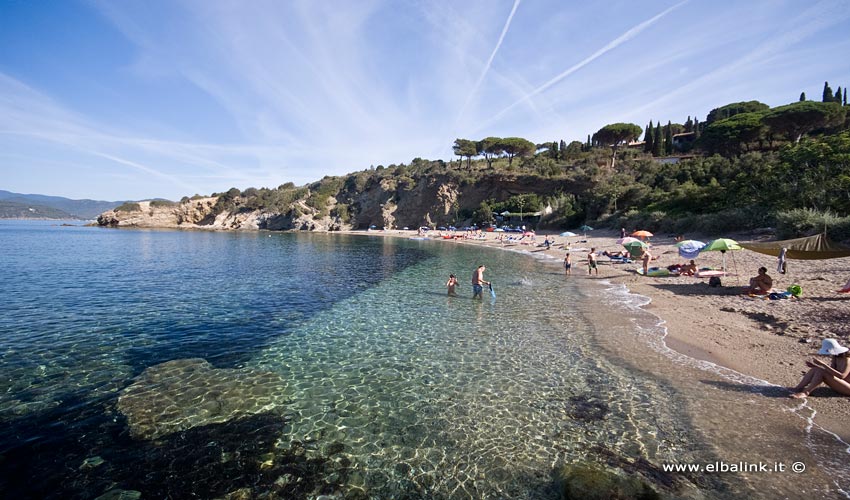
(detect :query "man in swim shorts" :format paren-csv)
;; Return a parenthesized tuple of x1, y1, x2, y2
(472, 265, 490, 299)
(587, 248, 598, 275)
(564, 252, 572, 276)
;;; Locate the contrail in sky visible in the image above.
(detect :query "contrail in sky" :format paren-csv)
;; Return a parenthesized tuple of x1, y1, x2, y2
(451, 0, 522, 130)
(483, 0, 689, 127)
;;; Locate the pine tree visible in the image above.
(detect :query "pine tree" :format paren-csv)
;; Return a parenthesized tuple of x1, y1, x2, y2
(800, 92, 806, 101)
(664, 120, 674, 155)
(652, 123, 663, 156)
(835, 87, 843, 104)
(823, 81, 834, 102)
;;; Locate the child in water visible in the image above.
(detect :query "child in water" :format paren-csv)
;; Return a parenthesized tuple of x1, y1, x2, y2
(446, 274, 458, 296)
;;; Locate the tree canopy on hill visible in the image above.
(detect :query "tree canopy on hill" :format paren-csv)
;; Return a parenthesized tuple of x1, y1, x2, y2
(170, 79, 850, 240)
(592, 123, 642, 168)
(761, 101, 846, 143)
(705, 101, 769, 124)
(698, 111, 768, 155)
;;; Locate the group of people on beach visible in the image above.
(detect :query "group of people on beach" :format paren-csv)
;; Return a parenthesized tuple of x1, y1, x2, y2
(440, 235, 850, 402)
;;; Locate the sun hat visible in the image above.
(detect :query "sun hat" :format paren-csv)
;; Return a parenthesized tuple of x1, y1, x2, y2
(818, 339, 849, 356)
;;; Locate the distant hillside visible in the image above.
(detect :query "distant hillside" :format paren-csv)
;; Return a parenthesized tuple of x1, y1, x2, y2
(0, 200, 76, 219)
(0, 190, 123, 219)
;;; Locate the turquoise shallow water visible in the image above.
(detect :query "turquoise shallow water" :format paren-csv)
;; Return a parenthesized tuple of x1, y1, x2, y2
(3, 221, 845, 498)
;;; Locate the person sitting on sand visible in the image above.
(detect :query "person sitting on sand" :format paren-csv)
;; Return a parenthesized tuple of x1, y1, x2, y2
(446, 274, 458, 296)
(745, 267, 773, 294)
(790, 339, 850, 398)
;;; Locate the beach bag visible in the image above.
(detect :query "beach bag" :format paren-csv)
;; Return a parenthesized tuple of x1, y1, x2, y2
(708, 276, 722, 287)
(787, 284, 802, 298)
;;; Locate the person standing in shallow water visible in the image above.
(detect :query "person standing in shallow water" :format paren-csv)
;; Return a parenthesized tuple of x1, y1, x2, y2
(446, 274, 458, 296)
(471, 265, 490, 299)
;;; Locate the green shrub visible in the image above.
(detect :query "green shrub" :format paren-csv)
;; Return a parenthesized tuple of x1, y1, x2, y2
(775, 209, 850, 241)
(114, 202, 141, 212)
(149, 199, 177, 208)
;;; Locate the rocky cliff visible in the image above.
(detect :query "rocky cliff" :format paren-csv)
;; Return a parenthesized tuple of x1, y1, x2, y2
(97, 172, 575, 231)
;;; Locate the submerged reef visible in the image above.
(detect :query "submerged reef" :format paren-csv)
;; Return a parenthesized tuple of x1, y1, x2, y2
(118, 358, 290, 440)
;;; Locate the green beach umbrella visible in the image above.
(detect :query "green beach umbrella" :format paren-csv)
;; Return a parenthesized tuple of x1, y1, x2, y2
(579, 225, 594, 232)
(622, 239, 648, 258)
(702, 238, 742, 270)
(702, 238, 742, 252)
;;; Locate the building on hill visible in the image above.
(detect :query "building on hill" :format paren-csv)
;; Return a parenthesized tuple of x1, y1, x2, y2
(672, 132, 696, 151)
(654, 155, 695, 165)
(626, 140, 646, 149)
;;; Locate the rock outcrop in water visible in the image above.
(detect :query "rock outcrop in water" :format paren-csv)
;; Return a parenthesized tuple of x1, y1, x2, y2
(117, 358, 289, 440)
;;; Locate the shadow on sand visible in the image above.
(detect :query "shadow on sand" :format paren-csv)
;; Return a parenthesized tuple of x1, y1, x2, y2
(648, 282, 745, 297)
(701, 380, 844, 399)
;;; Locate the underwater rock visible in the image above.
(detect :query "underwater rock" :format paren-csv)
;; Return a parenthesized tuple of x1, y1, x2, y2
(554, 463, 660, 500)
(117, 358, 289, 440)
(94, 489, 142, 500)
(79, 455, 105, 470)
(566, 394, 609, 422)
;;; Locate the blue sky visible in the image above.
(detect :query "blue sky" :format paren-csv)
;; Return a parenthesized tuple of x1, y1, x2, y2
(1, 0, 849, 201)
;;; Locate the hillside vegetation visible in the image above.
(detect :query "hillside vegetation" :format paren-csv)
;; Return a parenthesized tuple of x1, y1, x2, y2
(103, 81, 850, 240)
(0, 190, 122, 219)
(0, 200, 75, 219)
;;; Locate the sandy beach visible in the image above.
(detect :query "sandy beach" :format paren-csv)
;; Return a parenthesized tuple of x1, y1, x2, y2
(347, 227, 850, 443)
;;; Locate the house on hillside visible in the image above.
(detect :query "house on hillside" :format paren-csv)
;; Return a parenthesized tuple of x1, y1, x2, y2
(672, 132, 696, 151)
(626, 140, 646, 149)
(654, 155, 695, 165)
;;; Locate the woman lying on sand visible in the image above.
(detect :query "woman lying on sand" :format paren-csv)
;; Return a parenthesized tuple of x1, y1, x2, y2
(790, 339, 850, 398)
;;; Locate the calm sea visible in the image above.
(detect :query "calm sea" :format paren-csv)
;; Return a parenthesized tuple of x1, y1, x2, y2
(0, 221, 846, 499)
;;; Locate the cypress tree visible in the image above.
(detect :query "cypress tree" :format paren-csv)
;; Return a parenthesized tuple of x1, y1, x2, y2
(694, 117, 701, 139)
(644, 120, 654, 153)
(586, 134, 591, 150)
(835, 87, 843, 104)
(823, 81, 834, 102)
(844, 91, 847, 106)
(549, 140, 559, 159)
(799, 92, 806, 101)
(652, 123, 663, 156)
(664, 120, 674, 155)
(684, 115, 693, 132)
(559, 140, 567, 159)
